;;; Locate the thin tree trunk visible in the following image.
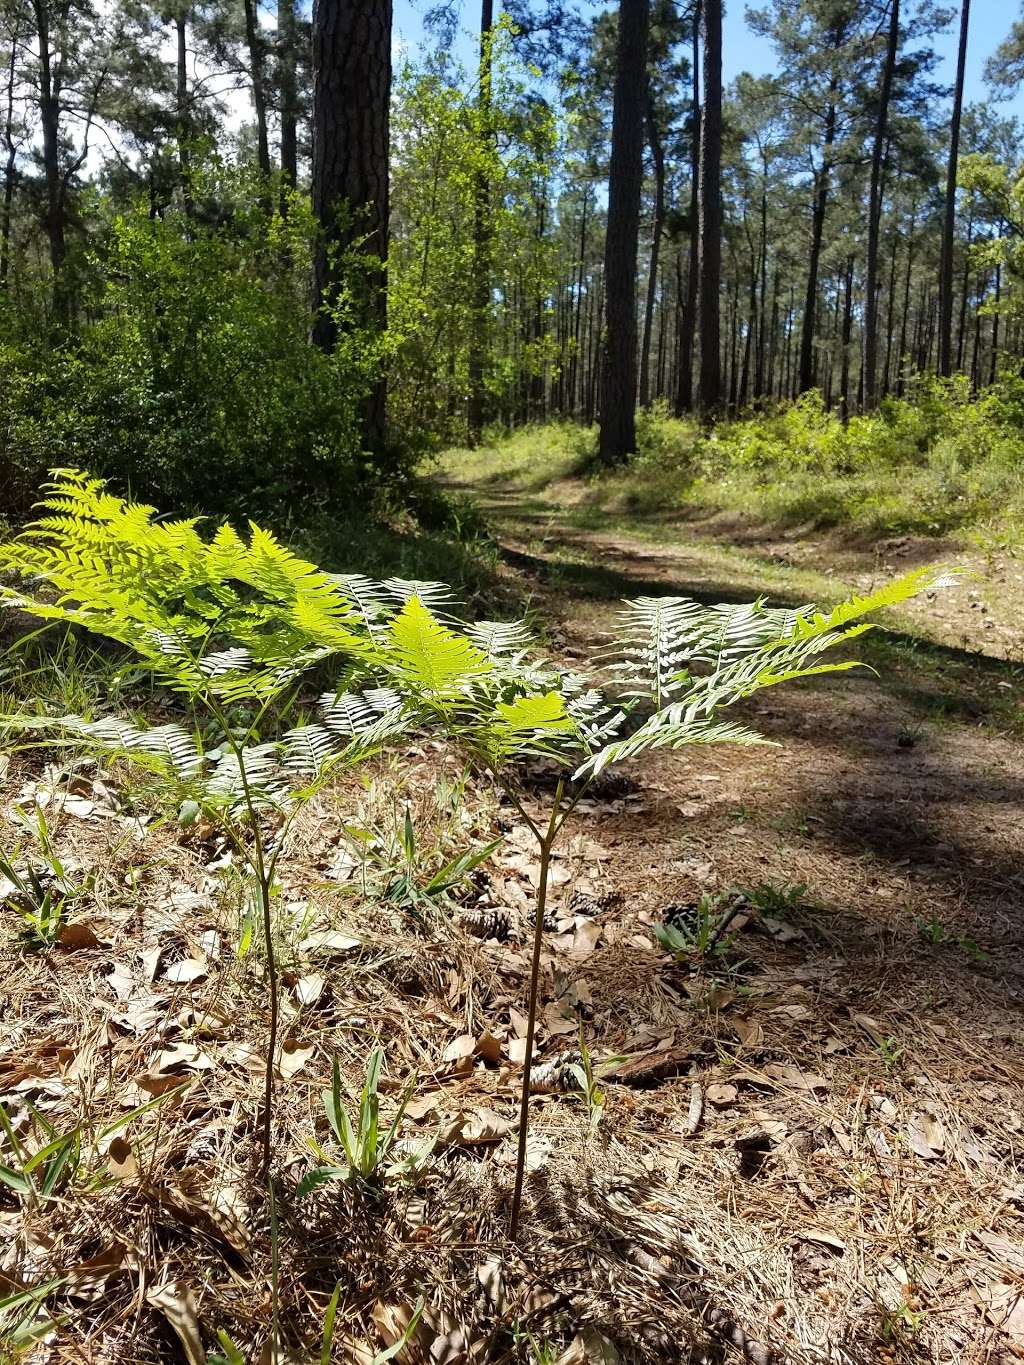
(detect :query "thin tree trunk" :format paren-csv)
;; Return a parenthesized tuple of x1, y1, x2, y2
(1, 22, 18, 289)
(674, 0, 700, 415)
(754, 161, 768, 398)
(956, 209, 974, 372)
(882, 214, 901, 396)
(173, 11, 193, 211)
(799, 88, 837, 394)
(311, 0, 392, 450)
(278, 0, 298, 187)
(896, 200, 917, 395)
(32, 0, 67, 314)
(990, 244, 1002, 386)
(839, 255, 854, 422)
(862, 0, 899, 408)
(697, 0, 722, 416)
(938, 0, 970, 377)
(638, 84, 665, 408)
(243, 0, 271, 177)
(466, 0, 494, 445)
(597, 0, 649, 463)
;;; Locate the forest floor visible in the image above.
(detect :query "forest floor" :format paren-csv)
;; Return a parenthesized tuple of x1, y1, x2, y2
(4, 450, 1024, 1364)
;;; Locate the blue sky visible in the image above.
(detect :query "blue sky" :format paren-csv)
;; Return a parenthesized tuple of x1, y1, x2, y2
(393, 1, 1024, 121)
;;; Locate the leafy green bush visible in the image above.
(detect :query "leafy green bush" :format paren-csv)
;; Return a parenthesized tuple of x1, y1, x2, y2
(553, 378, 1024, 537)
(0, 163, 388, 522)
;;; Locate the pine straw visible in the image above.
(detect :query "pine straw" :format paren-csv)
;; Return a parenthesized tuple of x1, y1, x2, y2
(2, 697, 1024, 1365)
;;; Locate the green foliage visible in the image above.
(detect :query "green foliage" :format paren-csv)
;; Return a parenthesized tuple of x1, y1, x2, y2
(389, 28, 559, 445)
(0, 163, 389, 522)
(567, 1026, 627, 1129)
(299, 1049, 415, 1191)
(653, 893, 742, 962)
(529, 379, 1024, 538)
(737, 880, 808, 917)
(0, 803, 93, 947)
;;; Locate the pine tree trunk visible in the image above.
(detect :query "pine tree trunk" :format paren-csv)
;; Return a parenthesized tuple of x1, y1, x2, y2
(243, 0, 272, 177)
(696, 0, 722, 416)
(839, 255, 854, 422)
(597, 0, 648, 463)
(956, 210, 974, 371)
(638, 86, 665, 409)
(896, 199, 917, 395)
(938, 0, 970, 377)
(799, 89, 836, 395)
(466, 0, 494, 445)
(278, 0, 299, 187)
(990, 243, 1002, 386)
(32, 0, 67, 316)
(674, 0, 701, 415)
(311, 0, 392, 450)
(1, 25, 17, 289)
(863, 0, 899, 409)
(174, 11, 193, 211)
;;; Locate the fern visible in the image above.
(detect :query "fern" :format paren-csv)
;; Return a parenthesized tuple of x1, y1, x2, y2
(386, 596, 493, 700)
(578, 566, 959, 778)
(606, 595, 810, 706)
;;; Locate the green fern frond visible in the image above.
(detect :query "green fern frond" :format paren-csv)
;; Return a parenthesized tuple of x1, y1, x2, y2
(575, 715, 768, 779)
(386, 596, 493, 700)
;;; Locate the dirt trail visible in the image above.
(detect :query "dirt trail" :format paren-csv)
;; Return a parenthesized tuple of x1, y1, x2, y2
(459, 472, 1024, 1362)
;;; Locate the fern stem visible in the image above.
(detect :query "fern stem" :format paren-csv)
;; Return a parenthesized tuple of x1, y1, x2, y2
(206, 694, 280, 1176)
(508, 777, 563, 1240)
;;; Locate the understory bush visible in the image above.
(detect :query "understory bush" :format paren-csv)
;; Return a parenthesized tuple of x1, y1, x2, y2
(0, 162, 391, 523)
(528, 378, 1024, 538)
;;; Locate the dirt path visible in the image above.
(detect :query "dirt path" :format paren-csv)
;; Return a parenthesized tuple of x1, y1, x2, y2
(456, 471, 1024, 1362)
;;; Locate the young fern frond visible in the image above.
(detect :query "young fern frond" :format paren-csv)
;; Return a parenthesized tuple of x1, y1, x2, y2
(605, 595, 811, 706)
(386, 596, 493, 700)
(465, 618, 535, 659)
(577, 566, 958, 778)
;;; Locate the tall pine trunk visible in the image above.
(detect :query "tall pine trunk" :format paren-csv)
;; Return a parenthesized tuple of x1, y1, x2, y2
(696, 0, 722, 416)
(938, 0, 970, 377)
(597, 0, 648, 464)
(243, 0, 272, 178)
(862, 0, 899, 409)
(799, 88, 836, 394)
(674, 0, 701, 415)
(1, 24, 17, 289)
(638, 84, 665, 409)
(466, 0, 494, 445)
(33, 0, 67, 316)
(311, 0, 392, 450)
(278, 0, 298, 187)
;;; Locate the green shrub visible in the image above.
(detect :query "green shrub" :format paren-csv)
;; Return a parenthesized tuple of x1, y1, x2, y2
(0, 162, 390, 523)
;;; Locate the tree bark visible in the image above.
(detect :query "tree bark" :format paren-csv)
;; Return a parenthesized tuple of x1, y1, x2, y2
(938, 0, 970, 377)
(799, 87, 836, 394)
(696, 0, 722, 416)
(174, 11, 192, 209)
(32, 0, 67, 311)
(1, 20, 18, 289)
(674, 0, 700, 415)
(638, 82, 665, 409)
(466, 0, 494, 445)
(277, 0, 298, 187)
(862, 0, 899, 409)
(243, 0, 271, 178)
(311, 0, 392, 449)
(597, 0, 648, 463)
